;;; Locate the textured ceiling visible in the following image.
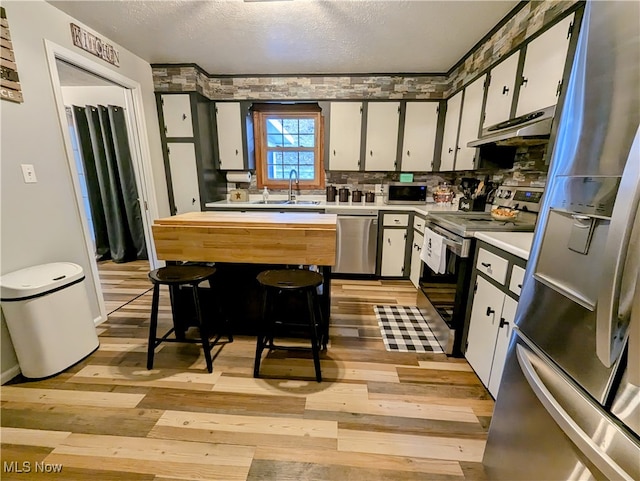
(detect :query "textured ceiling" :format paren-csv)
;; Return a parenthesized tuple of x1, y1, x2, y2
(48, 0, 519, 76)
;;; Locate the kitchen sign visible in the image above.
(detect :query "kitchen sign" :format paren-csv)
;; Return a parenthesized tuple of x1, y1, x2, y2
(0, 7, 23, 103)
(70, 23, 120, 67)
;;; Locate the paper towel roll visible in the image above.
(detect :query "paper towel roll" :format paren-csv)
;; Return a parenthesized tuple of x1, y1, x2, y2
(226, 171, 252, 183)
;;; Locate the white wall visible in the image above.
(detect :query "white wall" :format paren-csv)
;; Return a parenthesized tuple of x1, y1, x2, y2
(61, 86, 127, 108)
(0, 0, 169, 382)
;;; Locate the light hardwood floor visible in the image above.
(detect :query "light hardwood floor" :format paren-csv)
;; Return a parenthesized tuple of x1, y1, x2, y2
(1, 265, 493, 480)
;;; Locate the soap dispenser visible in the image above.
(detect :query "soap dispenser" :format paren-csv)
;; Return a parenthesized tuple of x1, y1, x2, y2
(262, 186, 269, 202)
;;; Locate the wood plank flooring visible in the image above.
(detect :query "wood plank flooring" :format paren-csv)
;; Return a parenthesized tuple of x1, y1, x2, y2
(1, 266, 493, 480)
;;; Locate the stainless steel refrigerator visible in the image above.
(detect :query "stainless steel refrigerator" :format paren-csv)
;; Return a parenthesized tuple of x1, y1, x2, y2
(483, 1, 640, 479)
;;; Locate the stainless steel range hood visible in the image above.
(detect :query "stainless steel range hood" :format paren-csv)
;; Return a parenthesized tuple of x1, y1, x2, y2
(468, 105, 556, 147)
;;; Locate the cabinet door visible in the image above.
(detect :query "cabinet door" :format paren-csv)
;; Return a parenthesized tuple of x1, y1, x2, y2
(488, 295, 518, 398)
(483, 52, 519, 128)
(365, 102, 400, 171)
(516, 14, 574, 116)
(161, 94, 193, 138)
(465, 276, 505, 387)
(440, 91, 462, 171)
(167, 142, 201, 214)
(410, 231, 424, 288)
(215, 102, 245, 170)
(455, 75, 486, 171)
(381, 228, 407, 277)
(329, 102, 362, 171)
(401, 102, 439, 172)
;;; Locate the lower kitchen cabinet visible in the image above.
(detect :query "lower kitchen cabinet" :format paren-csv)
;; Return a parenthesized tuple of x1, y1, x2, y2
(464, 241, 526, 398)
(379, 212, 411, 277)
(409, 231, 424, 287)
(166, 142, 201, 214)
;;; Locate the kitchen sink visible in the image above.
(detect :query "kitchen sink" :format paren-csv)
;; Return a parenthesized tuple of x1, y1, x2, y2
(251, 200, 290, 204)
(287, 200, 321, 205)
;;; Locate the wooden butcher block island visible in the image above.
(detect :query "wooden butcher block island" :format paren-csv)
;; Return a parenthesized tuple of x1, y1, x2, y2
(153, 211, 337, 266)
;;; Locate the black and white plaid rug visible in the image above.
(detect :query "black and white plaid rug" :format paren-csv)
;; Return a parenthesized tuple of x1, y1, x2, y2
(374, 305, 444, 353)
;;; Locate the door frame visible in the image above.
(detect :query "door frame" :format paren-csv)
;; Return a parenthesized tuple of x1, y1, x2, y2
(44, 39, 161, 324)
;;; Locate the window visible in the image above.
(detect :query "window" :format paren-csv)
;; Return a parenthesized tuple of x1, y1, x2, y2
(254, 105, 324, 190)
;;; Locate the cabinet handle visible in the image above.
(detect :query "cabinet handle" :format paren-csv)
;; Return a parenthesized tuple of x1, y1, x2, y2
(486, 307, 496, 316)
(481, 262, 491, 268)
(387, 238, 391, 245)
(394, 219, 400, 224)
(521, 77, 528, 87)
(370, 150, 373, 156)
(192, 198, 196, 205)
(448, 147, 453, 153)
(499, 317, 510, 328)
(517, 283, 523, 289)
(235, 149, 239, 155)
(456, 146, 461, 151)
(333, 149, 336, 156)
(182, 113, 187, 120)
(407, 150, 410, 157)
(502, 85, 509, 95)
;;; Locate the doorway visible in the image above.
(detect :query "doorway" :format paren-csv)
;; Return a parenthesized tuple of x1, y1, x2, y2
(46, 42, 160, 319)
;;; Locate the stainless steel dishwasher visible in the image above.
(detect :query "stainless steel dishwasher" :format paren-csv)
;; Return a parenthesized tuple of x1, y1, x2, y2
(326, 208, 378, 274)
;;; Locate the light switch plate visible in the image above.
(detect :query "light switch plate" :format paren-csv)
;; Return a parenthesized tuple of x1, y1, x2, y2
(21, 164, 37, 183)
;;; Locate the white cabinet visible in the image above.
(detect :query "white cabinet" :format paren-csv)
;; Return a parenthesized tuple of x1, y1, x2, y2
(483, 52, 519, 128)
(161, 94, 193, 138)
(166, 142, 201, 214)
(365, 102, 400, 171)
(465, 276, 506, 389)
(401, 102, 439, 172)
(410, 231, 424, 288)
(328, 102, 363, 171)
(215, 102, 245, 170)
(381, 228, 408, 277)
(455, 75, 486, 171)
(516, 14, 575, 116)
(487, 296, 517, 396)
(440, 91, 462, 171)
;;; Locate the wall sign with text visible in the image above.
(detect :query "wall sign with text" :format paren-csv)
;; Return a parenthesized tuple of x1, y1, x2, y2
(70, 23, 120, 67)
(0, 7, 23, 103)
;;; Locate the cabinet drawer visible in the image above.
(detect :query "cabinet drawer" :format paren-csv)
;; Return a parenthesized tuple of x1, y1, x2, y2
(509, 265, 526, 296)
(413, 216, 425, 234)
(476, 248, 509, 285)
(383, 213, 409, 227)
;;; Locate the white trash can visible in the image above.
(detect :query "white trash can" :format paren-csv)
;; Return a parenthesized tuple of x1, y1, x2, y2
(0, 262, 99, 378)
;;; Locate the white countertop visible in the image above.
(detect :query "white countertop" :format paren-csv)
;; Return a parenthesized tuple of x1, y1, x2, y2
(205, 196, 460, 216)
(474, 231, 534, 261)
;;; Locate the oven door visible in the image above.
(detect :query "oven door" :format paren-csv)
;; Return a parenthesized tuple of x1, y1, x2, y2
(416, 221, 474, 356)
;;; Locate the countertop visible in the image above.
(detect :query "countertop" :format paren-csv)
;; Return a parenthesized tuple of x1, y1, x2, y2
(204, 196, 460, 216)
(474, 231, 534, 261)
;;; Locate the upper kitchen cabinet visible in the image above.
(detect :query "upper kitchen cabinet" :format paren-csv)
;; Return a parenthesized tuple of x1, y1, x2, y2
(483, 52, 519, 128)
(214, 102, 255, 171)
(364, 102, 401, 171)
(455, 75, 486, 171)
(400, 102, 439, 172)
(440, 91, 462, 171)
(160, 94, 193, 138)
(516, 13, 575, 117)
(328, 102, 363, 171)
(156, 93, 226, 215)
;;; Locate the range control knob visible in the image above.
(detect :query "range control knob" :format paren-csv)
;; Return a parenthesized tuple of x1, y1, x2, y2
(504, 191, 513, 199)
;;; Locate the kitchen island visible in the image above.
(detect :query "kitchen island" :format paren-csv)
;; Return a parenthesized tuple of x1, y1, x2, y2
(152, 211, 337, 337)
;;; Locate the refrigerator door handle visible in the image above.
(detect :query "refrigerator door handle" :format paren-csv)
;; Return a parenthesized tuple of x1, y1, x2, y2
(597, 126, 640, 367)
(516, 343, 638, 481)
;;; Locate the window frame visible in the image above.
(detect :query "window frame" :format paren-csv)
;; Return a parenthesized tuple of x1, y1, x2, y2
(253, 107, 325, 190)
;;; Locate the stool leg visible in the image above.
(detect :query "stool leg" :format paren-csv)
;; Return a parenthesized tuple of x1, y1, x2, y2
(306, 290, 322, 383)
(314, 289, 327, 351)
(192, 283, 213, 374)
(147, 284, 160, 370)
(254, 287, 269, 378)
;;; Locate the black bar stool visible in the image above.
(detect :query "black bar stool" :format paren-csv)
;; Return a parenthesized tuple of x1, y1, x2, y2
(147, 264, 232, 373)
(254, 269, 325, 383)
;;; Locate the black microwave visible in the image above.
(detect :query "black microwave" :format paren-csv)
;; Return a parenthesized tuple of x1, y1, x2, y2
(383, 182, 428, 204)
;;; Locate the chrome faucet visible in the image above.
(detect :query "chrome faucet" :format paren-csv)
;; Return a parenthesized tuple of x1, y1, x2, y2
(288, 169, 298, 201)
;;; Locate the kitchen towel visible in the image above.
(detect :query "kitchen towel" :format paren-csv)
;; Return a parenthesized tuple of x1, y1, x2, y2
(421, 227, 447, 274)
(226, 171, 252, 183)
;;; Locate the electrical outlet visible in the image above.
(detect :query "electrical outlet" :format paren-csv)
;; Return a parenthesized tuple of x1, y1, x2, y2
(21, 164, 37, 183)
